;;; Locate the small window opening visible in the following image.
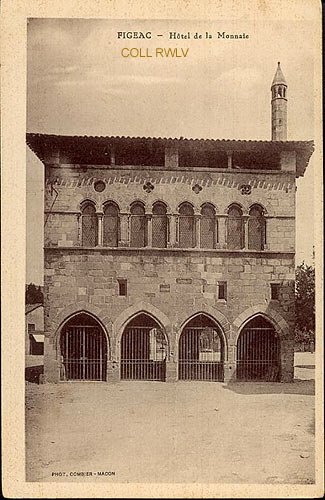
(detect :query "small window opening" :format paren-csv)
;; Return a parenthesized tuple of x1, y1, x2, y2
(271, 283, 280, 300)
(118, 279, 127, 296)
(28, 323, 36, 332)
(218, 282, 227, 300)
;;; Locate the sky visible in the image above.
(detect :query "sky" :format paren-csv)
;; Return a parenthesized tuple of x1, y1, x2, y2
(26, 18, 316, 284)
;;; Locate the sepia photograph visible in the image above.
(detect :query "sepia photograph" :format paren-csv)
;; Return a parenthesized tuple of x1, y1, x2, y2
(1, 0, 323, 497)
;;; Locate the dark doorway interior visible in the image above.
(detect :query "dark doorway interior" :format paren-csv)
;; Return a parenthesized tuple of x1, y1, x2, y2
(236, 316, 280, 381)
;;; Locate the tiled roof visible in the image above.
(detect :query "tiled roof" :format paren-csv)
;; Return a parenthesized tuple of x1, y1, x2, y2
(26, 133, 314, 177)
(25, 303, 43, 315)
(26, 132, 313, 147)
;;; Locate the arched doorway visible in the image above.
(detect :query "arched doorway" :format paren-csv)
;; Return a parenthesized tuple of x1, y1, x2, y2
(179, 314, 225, 381)
(121, 314, 168, 381)
(60, 313, 108, 381)
(236, 316, 280, 381)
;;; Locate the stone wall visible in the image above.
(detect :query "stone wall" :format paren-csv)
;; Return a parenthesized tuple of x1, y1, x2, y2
(43, 248, 295, 383)
(44, 166, 296, 252)
(43, 163, 296, 383)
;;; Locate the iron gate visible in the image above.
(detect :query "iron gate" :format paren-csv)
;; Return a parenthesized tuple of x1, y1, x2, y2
(179, 316, 224, 381)
(121, 316, 167, 381)
(236, 317, 280, 381)
(60, 320, 107, 381)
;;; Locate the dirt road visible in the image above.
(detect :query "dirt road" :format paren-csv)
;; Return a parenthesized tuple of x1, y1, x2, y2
(26, 378, 315, 483)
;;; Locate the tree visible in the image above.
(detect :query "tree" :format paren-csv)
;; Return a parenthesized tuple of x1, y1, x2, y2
(25, 283, 43, 305)
(295, 262, 315, 344)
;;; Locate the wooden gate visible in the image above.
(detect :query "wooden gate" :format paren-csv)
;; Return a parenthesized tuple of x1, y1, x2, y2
(121, 314, 167, 381)
(236, 316, 280, 381)
(60, 314, 107, 381)
(179, 315, 224, 381)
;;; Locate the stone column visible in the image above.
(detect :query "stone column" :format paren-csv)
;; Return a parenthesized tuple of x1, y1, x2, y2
(226, 151, 233, 169)
(43, 336, 60, 383)
(195, 216, 201, 248)
(244, 216, 249, 249)
(218, 216, 227, 249)
(168, 214, 177, 247)
(224, 344, 237, 383)
(165, 142, 179, 168)
(119, 213, 129, 247)
(215, 218, 219, 247)
(107, 360, 120, 382)
(77, 213, 81, 246)
(147, 214, 152, 247)
(166, 326, 177, 382)
(280, 338, 294, 382)
(166, 361, 177, 382)
(97, 213, 103, 246)
(110, 149, 115, 166)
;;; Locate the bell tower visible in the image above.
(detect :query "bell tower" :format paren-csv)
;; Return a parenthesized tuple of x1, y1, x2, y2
(271, 62, 287, 141)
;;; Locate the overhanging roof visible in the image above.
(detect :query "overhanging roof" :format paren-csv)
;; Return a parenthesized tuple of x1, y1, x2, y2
(25, 303, 43, 315)
(26, 133, 314, 178)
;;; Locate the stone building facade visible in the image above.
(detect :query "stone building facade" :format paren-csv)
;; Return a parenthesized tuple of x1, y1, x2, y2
(26, 63, 313, 384)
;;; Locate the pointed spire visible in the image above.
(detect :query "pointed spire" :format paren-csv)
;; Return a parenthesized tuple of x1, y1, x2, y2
(271, 61, 287, 87)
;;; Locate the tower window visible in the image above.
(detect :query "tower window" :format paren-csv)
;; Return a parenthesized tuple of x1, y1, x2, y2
(118, 279, 127, 296)
(271, 283, 280, 300)
(217, 281, 227, 300)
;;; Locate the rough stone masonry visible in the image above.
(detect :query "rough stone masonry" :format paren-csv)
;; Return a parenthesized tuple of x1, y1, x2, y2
(26, 63, 314, 384)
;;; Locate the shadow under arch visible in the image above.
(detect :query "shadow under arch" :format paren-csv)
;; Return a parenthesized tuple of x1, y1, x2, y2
(178, 312, 228, 382)
(120, 311, 169, 382)
(53, 303, 112, 350)
(113, 301, 171, 346)
(177, 309, 229, 361)
(235, 314, 281, 382)
(57, 311, 110, 381)
(233, 304, 290, 345)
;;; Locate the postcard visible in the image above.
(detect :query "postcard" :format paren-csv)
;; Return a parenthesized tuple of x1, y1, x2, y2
(1, 0, 323, 497)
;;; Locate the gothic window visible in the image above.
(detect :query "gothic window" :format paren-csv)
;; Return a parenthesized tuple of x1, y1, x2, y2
(81, 202, 98, 247)
(103, 202, 119, 247)
(248, 205, 266, 251)
(200, 204, 216, 249)
(152, 202, 168, 248)
(179, 203, 195, 248)
(227, 205, 244, 250)
(130, 202, 147, 247)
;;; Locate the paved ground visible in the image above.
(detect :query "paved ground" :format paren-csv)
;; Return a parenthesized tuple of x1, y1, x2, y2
(25, 354, 315, 484)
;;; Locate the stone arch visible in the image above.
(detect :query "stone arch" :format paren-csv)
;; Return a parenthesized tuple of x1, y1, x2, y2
(103, 199, 120, 211)
(151, 199, 171, 213)
(177, 200, 195, 213)
(200, 201, 218, 212)
(113, 301, 171, 347)
(128, 199, 147, 212)
(176, 306, 230, 361)
(232, 304, 290, 344)
(248, 202, 269, 215)
(223, 201, 246, 214)
(79, 198, 97, 210)
(52, 302, 112, 356)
